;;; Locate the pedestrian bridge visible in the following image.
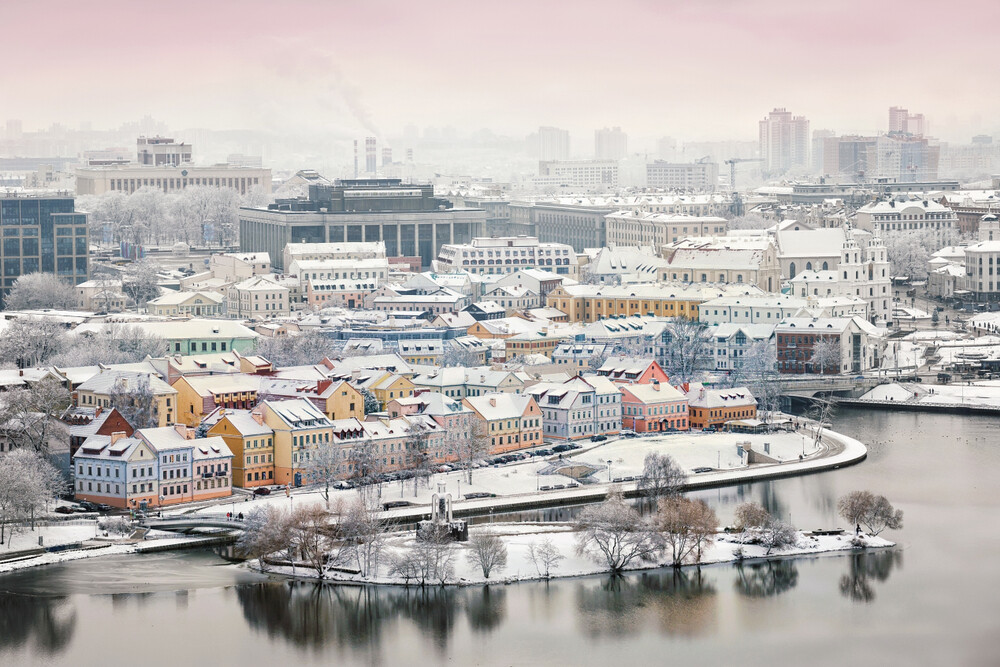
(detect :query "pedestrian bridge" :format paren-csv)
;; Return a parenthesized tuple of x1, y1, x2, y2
(141, 516, 245, 532)
(778, 375, 884, 398)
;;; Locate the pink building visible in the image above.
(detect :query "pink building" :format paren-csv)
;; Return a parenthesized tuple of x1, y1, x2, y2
(620, 380, 689, 433)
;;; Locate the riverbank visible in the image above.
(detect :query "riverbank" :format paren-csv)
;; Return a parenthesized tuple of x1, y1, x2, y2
(186, 426, 867, 523)
(257, 523, 895, 587)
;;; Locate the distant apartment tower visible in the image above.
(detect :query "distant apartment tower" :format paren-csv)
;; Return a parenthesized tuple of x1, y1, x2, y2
(595, 126, 627, 160)
(758, 108, 810, 173)
(365, 137, 377, 173)
(812, 129, 836, 174)
(136, 136, 192, 166)
(538, 126, 570, 161)
(406, 148, 414, 162)
(889, 106, 926, 137)
(0, 193, 89, 298)
(382, 147, 392, 166)
(646, 161, 719, 191)
(5, 119, 23, 140)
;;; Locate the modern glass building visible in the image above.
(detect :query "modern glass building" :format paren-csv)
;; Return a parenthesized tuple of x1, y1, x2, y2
(0, 194, 89, 296)
(239, 179, 486, 270)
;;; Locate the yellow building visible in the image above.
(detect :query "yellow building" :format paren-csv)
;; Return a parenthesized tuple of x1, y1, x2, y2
(545, 282, 765, 323)
(463, 393, 543, 456)
(207, 410, 275, 488)
(257, 378, 365, 421)
(253, 399, 334, 486)
(358, 372, 415, 410)
(505, 328, 572, 360)
(75, 371, 177, 427)
(172, 374, 260, 427)
(146, 291, 225, 317)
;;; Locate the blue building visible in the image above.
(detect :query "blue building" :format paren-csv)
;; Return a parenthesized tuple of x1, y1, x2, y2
(0, 193, 88, 296)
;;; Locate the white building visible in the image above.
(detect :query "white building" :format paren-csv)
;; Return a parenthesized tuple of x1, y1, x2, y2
(227, 276, 291, 319)
(435, 236, 579, 277)
(645, 161, 719, 192)
(537, 160, 619, 190)
(704, 323, 775, 371)
(659, 236, 782, 293)
(854, 198, 956, 245)
(282, 241, 386, 270)
(287, 257, 390, 286)
(699, 292, 869, 326)
(759, 108, 810, 173)
(595, 127, 628, 160)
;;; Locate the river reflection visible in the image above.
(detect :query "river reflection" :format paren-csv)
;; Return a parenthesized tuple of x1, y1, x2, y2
(734, 559, 799, 598)
(839, 549, 902, 603)
(0, 593, 77, 655)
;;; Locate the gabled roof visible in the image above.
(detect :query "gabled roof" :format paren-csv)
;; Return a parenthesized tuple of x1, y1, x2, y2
(78, 370, 176, 396)
(620, 382, 686, 403)
(463, 392, 537, 420)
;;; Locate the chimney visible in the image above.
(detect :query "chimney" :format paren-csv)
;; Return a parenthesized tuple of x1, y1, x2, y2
(699, 387, 705, 400)
(251, 410, 265, 426)
(95, 406, 103, 418)
(351, 369, 361, 382)
(174, 423, 191, 439)
(489, 397, 497, 407)
(110, 431, 126, 444)
(652, 379, 660, 391)
(682, 382, 690, 393)
(316, 379, 332, 394)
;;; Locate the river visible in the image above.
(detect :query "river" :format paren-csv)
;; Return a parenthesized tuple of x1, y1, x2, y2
(2, 408, 998, 666)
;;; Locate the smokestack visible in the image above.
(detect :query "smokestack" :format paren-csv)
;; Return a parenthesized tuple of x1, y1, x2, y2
(365, 136, 376, 174)
(382, 147, 392, 166)
(353, 140, 358, 178)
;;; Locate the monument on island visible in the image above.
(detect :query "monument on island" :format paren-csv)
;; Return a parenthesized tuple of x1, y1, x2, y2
(417, 482, 468, 542)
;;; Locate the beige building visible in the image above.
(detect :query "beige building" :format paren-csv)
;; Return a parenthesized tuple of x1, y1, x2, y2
(75, 278, 128, 312)
(282, 242, 386, 271)
(227, 276, 291, 319)
(659, 237, 782, 293)
(605, 211, 728, 247)
(147, 291, 224, 317)
(75, 165, 271, 196)
(210, 252, 272, 282)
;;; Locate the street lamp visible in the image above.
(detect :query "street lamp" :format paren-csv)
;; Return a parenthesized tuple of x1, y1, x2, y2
(607, 459, 612, 483)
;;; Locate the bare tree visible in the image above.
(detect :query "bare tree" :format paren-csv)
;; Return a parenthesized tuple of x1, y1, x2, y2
(732, 501, 796, 554)
(575, 488, 659, 573)
(527, 537, 564, 578)
(406, 423, 434, 497)
(289, 505, 334, 580)
(466, 530, 508, 579)
(0, 449, 63, 546)
(99, 516, 134, 537)
(656, 496, 719, 567)
(810, 337, 842, 375)
(304, 442, 341, 507)
(412, 523, 457, 586)
(52, 323, 166, 367)
(637, 452, 686, 502)
(837, 490, 903, 536)
(350, 436, 384, 506)
(338, 496, 389, 578)
(733, 501, 772, 542)
(659, 319, 711, 383)
(733, 340, 779, 424)
(758, 519, 798, 555)
(5, 273, 78, 311)
(455, 418, 490, 485)
(108, 375, 159, 429)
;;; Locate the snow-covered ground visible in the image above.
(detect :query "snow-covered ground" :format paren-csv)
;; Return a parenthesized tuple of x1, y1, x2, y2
(1, 521, 102, 552)
(881, 340, 925, 371)
(262, 523, 895, 586)
(859, 382, 1000, 408)
(186, 430, 827, 520)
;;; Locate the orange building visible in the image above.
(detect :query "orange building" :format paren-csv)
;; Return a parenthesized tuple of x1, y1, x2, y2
(684, 383, 757, 430)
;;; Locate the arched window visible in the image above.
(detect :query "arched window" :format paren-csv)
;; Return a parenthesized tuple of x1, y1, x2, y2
(789, 262, 796, 278)
(822, 261, 829, 270)
(806, 262, 813, 271)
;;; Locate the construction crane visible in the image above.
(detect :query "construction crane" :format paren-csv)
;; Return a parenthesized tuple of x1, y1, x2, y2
(724, 158, 763, 190)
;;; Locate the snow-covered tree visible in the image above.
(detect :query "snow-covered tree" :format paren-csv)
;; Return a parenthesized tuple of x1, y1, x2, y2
(727, 213, 770, 230)
(0, 377, 71, 455)
(0, 318, 67, 367)
(236, 505, 287, 571)
(455, 419, 490, 485)
(107, 375, 158, 429)
(575, 488, 659, 573)
(304, 442, 341, 506)
(439, 344, 480, 368)
(254, 331, 332, 367)
(884, 230, 938, 280)
(52, 324, 165, 367)
(809, 338, 842, 375)
(0, 448, 63, 545)
(337, 497, 388, 578)
(466, 529, 508, 579)
(4, 273, 78, 311)
(121, 260, 161, 310)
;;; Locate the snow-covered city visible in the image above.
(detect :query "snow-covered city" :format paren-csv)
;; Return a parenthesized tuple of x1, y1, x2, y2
(0, 2, 998, 665)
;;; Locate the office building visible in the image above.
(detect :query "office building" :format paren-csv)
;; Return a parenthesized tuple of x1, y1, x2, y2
(537, 159, 618, 189)
(595, 127, 627, 160)
(239, 179, 486, 270)
(889, 106, 926, 136)
(136, 136, 191, 166)
(76, 164, 270, 196)
(435, 236, 578, 276)
(646, 161, 719, 191)
(0, 193, 89, 296)
(759, 108, 810, 173)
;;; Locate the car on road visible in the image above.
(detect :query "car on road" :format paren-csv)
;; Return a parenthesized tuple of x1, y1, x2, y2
(590, 434, 608, 442)
(534, 449, 553, 457)
(253, 487, 271, 496)
(464, 492, 497, 499)
(692, 467, 714, 474)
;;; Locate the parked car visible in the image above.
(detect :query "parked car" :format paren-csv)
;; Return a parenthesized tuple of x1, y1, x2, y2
(253, 487, 271, 496)
(534, 449, 553, 457)
(95, 503, 112, 512)
(620, 429, 638, 438)
(54, 505, 76, 515)
(692, 467, 714, 474)
(464, 492, 497, 500)
(552, 444, 573, 453)
(702, 426, 717, 433)
(383, 500, 412, 510)
(590, 434, 608, 442)
(77, 501, 99, 512)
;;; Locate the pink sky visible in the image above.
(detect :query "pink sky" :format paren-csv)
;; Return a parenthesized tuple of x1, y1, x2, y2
(3, 0, 998, 142)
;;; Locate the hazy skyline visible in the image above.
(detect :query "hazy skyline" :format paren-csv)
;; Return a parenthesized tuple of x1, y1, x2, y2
(4, 0, 999, 144)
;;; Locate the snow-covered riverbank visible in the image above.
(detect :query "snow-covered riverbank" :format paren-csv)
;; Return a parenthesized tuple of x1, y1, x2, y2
(258, 523, 895, 587)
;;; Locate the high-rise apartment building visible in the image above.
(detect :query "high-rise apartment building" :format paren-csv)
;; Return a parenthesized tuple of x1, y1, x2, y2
(758, 108, 810, 173)
(595, 127, 627, 160)
(646, 161, 719, 191)
(382, 147, 392, 166)
(538, 126, 570, 161)
(0, 193, 89, 298)
(889, 107, 926, 136)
